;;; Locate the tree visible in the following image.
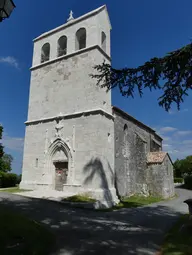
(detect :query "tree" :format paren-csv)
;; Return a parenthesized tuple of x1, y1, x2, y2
(0, 125, 13, 172)
(0, 125, 4, 170)
(0, 153, 13, 173)
(173, 156, 192, 177)
(173, 159, 182, 178)
(92, 43, 192, 111)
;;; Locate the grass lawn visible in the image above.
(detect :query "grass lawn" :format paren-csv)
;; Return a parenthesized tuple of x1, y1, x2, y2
(0, 207, 55, 255)
(63, 194, 164, 211)
(162, 215, 192, 255)
(0, 187, 31, 193)
(98, 196, 164, 211)
(62, 194, 96, 203)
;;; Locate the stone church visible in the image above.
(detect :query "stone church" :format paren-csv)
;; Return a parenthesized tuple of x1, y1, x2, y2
(20, 5, 174, 206)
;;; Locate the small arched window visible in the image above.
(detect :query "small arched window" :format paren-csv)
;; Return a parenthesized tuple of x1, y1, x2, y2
(76, 28, 86, 51)
(41, 43, 50, 63)
(101, 31, 106, 52)
(124, 124, 128, 133)
(58, 36, 67, 57)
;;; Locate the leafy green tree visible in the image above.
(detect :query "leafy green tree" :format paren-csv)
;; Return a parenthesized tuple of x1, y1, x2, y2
(173, 156, 192, 177)
(92, 43, 192, 111)
(173, 159, 182, 178)
(0, 125, 13, 172)
(0, 154, 13, 172)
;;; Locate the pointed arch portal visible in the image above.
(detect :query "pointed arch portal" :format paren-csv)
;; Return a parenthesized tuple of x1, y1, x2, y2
(47, 138, 73, 191)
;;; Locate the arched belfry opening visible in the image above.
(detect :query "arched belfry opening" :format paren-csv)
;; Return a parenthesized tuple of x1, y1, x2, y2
(41, 43, 50, 63)
(76, 28, 86, 50)
(47, 138, 72, 191)
(57, 36, 67, 57)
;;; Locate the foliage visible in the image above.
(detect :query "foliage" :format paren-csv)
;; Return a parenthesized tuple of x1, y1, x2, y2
(0, 154, 13, 173)
(173, 156, 192, 177)
(16, 174, 22, 184)
(174, 177, 183, 183)
(0, 172, 17, 188)
(162, 215, 192, 255)
(63, 194, 96, 203)
(92, 43, 192, 111)
(0, 125, 4, 170)
(0, 207, 55, 255)
(184, 175, 192, 190)
(0, 125, 13, 173)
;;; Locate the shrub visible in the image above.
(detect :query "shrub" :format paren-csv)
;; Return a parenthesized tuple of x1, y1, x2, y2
(0, 172, 17, 188)
(174, 177, 183, 183)
(16, 174, 22, 184)
(184, 175, 192, 190)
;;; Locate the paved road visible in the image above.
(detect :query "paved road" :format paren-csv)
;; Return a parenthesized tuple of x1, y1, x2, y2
(0, 187, 191, 255)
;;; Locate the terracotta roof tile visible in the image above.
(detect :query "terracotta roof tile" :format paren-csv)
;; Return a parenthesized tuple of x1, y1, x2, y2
(147, 152, 167, 164)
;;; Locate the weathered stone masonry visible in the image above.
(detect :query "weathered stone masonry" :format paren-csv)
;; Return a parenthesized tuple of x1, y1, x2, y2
(113, 106, 174, 198)
(20, 5, 174, 206)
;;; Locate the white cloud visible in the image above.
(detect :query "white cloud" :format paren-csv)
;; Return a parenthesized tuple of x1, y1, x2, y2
(168, 108, 189, 115)
(163, 144, 171, 147)
(0, 56, 19, 69)
(175, 130, 192, 136)
(162, 135, 192, 160)
(159, 126, 177, 133)
(182, 140, 192, 145)
(153, 125, 192, 160)
(1, 134, 24, 152)
(161, 136, 171, 142)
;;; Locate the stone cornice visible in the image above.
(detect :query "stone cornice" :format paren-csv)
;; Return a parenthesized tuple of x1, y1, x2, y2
(30, 45, 111, 71)
(25, 108, 114, 126)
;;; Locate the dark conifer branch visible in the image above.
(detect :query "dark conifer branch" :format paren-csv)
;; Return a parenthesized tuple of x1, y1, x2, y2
(91, 43, 192, 111)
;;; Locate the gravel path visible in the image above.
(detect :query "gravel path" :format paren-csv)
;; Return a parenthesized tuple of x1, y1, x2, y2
(0, 187, 191, 255)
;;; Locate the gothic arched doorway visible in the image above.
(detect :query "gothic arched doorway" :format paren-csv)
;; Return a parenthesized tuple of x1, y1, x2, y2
(47, 138, 73, 191)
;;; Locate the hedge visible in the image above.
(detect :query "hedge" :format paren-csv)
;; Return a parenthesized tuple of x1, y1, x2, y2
(184, 175, 192, 190)
(174, 178, 183, 183)
(0, 172, 18, 188)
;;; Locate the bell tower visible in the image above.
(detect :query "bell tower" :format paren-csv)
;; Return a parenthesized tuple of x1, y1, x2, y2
(21, 5, 118, 207)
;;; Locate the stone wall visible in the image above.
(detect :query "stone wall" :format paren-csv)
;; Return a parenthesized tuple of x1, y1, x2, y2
(28, 48, 112, 121)
(21, 110, 118, 205)
(147, 155, 175, 198)
(113, 108, 162, 197)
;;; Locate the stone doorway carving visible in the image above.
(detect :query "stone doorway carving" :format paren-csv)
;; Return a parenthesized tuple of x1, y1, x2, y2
(47, 138, 73, 191)
(54, 161, 68, 191)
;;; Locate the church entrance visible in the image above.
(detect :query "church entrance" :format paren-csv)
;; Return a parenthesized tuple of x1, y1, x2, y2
(54, 162, 68, 191)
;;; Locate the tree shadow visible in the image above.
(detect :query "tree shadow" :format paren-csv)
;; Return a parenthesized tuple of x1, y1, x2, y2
(0, 191, 189, 255)
(83, 157, 116, 207)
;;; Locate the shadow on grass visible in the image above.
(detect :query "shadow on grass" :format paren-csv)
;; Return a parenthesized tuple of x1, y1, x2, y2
(0, 190, 189, 255)
(0, 206, 55, 255)
(162, 215, 192, 255)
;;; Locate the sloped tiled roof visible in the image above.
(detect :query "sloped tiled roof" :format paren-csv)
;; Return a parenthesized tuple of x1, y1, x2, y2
(147, 152, 167, 164)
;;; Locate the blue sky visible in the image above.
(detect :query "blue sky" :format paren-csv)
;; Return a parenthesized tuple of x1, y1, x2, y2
(0, 0, 192, 174)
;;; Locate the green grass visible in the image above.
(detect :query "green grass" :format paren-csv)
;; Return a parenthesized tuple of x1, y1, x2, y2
(62, 194, 96, 203)
(0, 207, 55, 255)
(162, 215, 192, 255)
(98, 195, 163, 211)
(0, 187, 31, 193)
